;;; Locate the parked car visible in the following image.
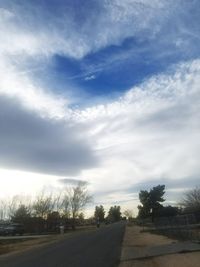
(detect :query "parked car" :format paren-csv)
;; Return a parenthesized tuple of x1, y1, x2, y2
(0, 223, 24, 236)
(0, 225, 6, 235)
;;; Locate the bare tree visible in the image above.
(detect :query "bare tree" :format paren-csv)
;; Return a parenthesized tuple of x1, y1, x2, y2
(68, 181, 92, 229)
(7, 195, 22, 219)
(0, 195, 32, 221)
(33, 192, 54, 219)
(52, 192, 63, 213)
(123, 209, 134, 220)
(61, 193, 71, 218)
(181, 187, 200, 212)
(0, 199, 8, 220)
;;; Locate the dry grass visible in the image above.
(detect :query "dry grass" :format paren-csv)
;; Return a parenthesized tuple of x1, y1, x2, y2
(0, 235, 65, 256)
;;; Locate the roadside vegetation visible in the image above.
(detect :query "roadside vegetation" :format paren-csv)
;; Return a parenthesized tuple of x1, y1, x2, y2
(136, 185, 200, 241)
(0, 181, 92, 235)
(0, 182, 125, 237)
(1, 181, 199, 258)
(1, 183, 199, 237)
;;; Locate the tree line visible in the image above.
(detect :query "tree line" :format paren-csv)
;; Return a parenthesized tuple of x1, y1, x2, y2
(0, 181, 130, 233)
(94, 205, 124, 224)
(1, 181, 199, 233)
(137, 185, 200, 222)
(0, 181, 91, 232)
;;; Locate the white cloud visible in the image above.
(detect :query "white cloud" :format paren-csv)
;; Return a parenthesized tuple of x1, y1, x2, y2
(0, 168, 58, 198)
(75, 59, 200, 205)
(84, 75, 96, 81)
(0, 0, 197, 116)
(0, 0, 199, 211)
(0, 1, 181, 59)
(0, 57, 199, 210)
(0, 57, 68, 119)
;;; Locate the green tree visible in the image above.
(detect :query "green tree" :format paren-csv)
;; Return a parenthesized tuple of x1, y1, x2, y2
(94, 205, 105, 222)
(138, 190, 151, 218)
(12, 204, 31, 223)
(107, 205, 121, 222)
(138, 185, 165, 221)
(149, 185, 165, 221)
(78, 212, 85, 224)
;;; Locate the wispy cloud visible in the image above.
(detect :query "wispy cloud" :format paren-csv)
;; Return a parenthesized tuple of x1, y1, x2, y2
(0, 0, 199, 209)
(75, 59, 200, 204)
(0, 0, 186, 59)
(84, 75, 96, 81)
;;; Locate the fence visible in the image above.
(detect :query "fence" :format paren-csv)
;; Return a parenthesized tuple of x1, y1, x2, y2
(152, 214, 200, 241)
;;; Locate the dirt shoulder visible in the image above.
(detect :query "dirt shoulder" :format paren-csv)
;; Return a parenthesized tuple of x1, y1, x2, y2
(119, 224, 200, 267)
(0, 234, 71, 257)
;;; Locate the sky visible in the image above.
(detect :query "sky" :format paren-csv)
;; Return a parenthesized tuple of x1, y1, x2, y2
(0, 0, 200, 215)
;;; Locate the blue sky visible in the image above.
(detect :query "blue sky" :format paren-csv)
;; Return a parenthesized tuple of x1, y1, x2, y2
(0, 0, 200, 214)
(2, 0, 200, 101)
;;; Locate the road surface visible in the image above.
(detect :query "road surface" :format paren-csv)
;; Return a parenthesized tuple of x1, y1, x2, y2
(0, 235, 49, 240)
(0, 222, 125, 267)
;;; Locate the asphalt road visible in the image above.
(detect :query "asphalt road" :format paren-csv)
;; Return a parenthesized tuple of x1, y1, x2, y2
(0, 235, 49, 240)
(0, 222, 125, 267)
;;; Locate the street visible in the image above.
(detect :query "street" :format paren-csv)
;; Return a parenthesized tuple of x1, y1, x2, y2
(0, 222, 125, 267)
(0, 235, 49, 240)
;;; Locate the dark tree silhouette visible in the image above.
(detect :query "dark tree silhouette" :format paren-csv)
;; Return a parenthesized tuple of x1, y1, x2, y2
(12, 204, 31, 223)
(94, 205, 105, 222)
(138, 185, 165, 221)
(107, 205, 121, 222)
(181, 187, 200, 213)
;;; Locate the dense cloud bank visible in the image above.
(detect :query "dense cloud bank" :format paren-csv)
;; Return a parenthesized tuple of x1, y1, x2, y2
(0, 96, 97, 175)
